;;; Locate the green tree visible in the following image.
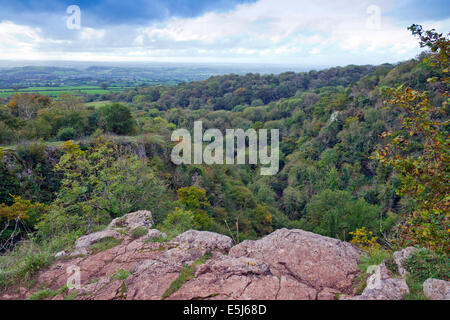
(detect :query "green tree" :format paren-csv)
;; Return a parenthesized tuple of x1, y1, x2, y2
(98, 103, 135, 135)
(37, 139, 166, 237)
(302, 189, 380, 241)
(375, 25, 449, 252)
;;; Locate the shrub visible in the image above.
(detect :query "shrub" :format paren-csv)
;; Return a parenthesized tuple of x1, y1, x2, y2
(162, 208, 195, 235)
(56, 127, 77, 141)
(403, 249, 449, 282)
(350, 227, 380, 251)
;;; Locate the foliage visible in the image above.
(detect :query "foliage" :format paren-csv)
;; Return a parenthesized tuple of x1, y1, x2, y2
(302, 189, 380, 241)
(375, 26, 449, 253)
(162, 208, 196, 235)
(350, 227, 380, 251)
(98, 103, 135, 135)
(403, 248, 449, 282)
(38, 139, 167, 237)
(177, 186, 211, 210)
(358, 247, 392, 274)
(0, 196, 48, 251)
(28, 285, 69, 300)
(56, 127, 77, 141)
(403, 248, 449, 300)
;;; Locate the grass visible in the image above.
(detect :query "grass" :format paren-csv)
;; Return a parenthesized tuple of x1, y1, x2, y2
(352, 247, 393, 295)
(28, 285, 69, 300)
(131, 227, 148, 239)
(110, 269, 132, 281)
(402, 248, 449, 300)
(0, 86, 132, 98)
(0, 232, 79, 291)
(161, 252, 212, 300)
(89, 237, 122, 254)
(358, 247, 392, 274)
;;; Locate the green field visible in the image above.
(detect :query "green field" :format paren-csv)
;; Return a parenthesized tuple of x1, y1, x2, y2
(0, 86, 133, 98)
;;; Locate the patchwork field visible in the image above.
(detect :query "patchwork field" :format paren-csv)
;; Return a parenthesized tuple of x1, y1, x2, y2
(0, 86, 132, 98)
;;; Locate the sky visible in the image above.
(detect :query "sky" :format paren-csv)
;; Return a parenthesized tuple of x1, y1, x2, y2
(0, 0, 449, 67)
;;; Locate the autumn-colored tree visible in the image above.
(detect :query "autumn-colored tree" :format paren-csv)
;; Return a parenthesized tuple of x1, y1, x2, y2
(0, 195, 48, 251)
(375, 25, 449, 253)
(7, 93, 52, 120)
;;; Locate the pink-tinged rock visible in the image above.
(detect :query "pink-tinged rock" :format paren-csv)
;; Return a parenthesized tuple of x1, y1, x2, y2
(317, 288, 339, 300)
(170, 230, 234, 252)
(277, 276, 317, 300)
(229, 228, 361, 292)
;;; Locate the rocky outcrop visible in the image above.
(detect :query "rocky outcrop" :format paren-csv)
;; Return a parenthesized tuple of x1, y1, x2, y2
(107, 210, 154, 232)
(1, 218, 433, 301)
(71, 230, 122, 256)
(228, 229, 361, 293)
(423, 279, 450, 300)
(393, 247, 418, 276)
(345, 263, 409, 300)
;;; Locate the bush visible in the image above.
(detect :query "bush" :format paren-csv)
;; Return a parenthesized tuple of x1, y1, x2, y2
(57, 127, 77, 141)
(162, 208, 195, 235)
(403, 249, 449, 282)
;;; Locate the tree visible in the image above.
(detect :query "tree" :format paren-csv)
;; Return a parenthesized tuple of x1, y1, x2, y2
(302, 189, 380, 241)
(98, 103, 135, 135)
(177, 186, 212, 230)
(37, 139, 167, 236)
(375, 25, 449, 252)
(6, 93, 51, 121)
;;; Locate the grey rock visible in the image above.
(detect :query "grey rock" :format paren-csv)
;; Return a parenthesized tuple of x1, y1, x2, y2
(143, 229, 167, 241)
(71, 230, 121, 256)
(393, 247, 418, 276)
(107, 210, 154, 232)
(349, 263, 409, 300)
(423, 278, 450, 300)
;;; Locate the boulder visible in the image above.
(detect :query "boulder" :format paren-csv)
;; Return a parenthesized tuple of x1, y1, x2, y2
(169, 230, 234, 252)
(347, 263, 409, 300)
(423, 278, 450, 300)
(142, 229, 167, 241)
(71, 230, 122, 256)
(229, 228, 361, 292)
(393, 247, 418, 276)
(107, 210, 154, 232)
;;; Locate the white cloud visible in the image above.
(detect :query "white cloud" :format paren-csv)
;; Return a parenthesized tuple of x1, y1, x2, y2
(80, 27, 105, 40)
(2, 0, 448, 64)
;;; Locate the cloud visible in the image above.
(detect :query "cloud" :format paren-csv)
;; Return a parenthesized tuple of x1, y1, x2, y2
(0, 0, 448, 65)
